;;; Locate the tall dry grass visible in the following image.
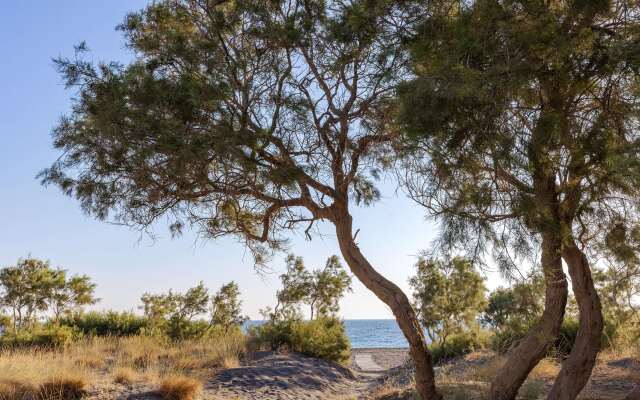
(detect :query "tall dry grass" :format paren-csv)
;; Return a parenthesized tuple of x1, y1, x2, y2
(0, 332, 245, 399)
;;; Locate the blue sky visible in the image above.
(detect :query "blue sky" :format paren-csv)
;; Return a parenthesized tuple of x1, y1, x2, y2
(0, 1, 491, 319)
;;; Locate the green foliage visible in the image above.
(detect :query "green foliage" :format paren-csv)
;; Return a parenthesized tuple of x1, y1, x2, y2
(210, 281, 248, 333)
(0, 314, 10, 331)
(50, 273, 99, 322)
(41, 0, 406, 269)
(289, 317, 351, 364)
(140, 281, 248, 340)
(429, 329, 490, 364)
(410, 257, 486, 346)
(140, 282, 209, 340)
(60, 311, 147, 337)
(593, 263, 640, 345)
(0, 325, 80, 348)
(398, 0, 640, 283)
(273, 255, 352, 320)
(249, 317, 351, 364)
(482, 275, 545, 331)
(248, 318, 298, 352)
(0, 258, 98, 331)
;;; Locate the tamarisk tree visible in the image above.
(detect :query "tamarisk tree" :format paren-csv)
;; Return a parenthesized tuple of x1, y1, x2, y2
(41, 1, 442, 397)
(398, 1, 640, 399)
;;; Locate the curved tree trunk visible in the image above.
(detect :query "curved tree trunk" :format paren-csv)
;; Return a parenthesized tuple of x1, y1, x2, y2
(489, 231, 568, 400)
(333, 209, 442, 400)
(547, 238, 604, 400)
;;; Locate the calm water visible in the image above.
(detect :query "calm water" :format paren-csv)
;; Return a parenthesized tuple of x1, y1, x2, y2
(246, 319, 410, 349)
(344, 319, 409, 348)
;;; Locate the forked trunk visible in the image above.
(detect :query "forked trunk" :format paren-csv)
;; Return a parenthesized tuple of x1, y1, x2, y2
(333, 210, 442, 400)
(547, 238, 604, 400)
(489, 231, 568, 400)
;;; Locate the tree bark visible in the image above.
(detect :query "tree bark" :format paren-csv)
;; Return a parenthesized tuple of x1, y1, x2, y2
(547, 237, 604, 400)
(333, 209, 442, 400)
(489, 231, 568, 400)
(624, 386, 640, 400)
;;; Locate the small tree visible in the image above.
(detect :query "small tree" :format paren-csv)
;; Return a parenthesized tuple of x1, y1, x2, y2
(308, 255, 352, 320)
(0, 258, 56, 330)
(210, 281, 248, 333)
(272, 254, 351, 320)
(50, 271, 99, 322)
(410, 257, 486, 346)
(483, 275, 545, 332)
(273, 255, 313, 320)
(140, 282, 209, 339)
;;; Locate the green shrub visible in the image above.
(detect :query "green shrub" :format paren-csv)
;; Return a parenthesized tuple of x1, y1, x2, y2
(60, 311, 148, 337)
(249, 317, 351, 364)
(0, 325, 79, 348)
(248, 319, 296, 351)
(491, 316, 616, 358)
(289, 318, 350, 363)
(429, 330, 489, 364)
(165, 318, 211, 341)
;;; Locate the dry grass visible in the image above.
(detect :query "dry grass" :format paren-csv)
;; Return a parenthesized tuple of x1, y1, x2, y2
(113, 367, 137, 385)
(0, 376, 87, 400)
(530, 358, 560, 380)
(0, 332, 245, 397)
(159, 375, 202, 400)
(37, 377, 87, 400)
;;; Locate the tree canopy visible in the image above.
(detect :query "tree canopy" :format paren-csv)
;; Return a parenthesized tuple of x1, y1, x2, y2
(42, 0, 406, 264)
(0, 258, 98, 331)
(410, 257, 486, 346)
(271, 254, 352, 320)
(42, 1, 443, 397)
(211, 281, 248, 332)
(398, 0, 640, 398)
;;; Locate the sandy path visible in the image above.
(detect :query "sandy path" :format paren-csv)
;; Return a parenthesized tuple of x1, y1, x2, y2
(205, 351, 373, 400)
(85, 349, 410, 400)
(354, 353, 386, 372)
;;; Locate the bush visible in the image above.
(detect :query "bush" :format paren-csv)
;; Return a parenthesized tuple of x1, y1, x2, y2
(165, 318, 211, 341)
(289, 318, 351, 363)
(0, 325, 79, 348)
(159, 375, 202, 400)
(491, 317, 616, 358)
(429, 330, 490, 364)
(60, 311, 148, 337)
(249, 317, 351, 364)
(248, 319, 296, 351)
(0, 377, 87, 400)
(37, 377, 87, 400)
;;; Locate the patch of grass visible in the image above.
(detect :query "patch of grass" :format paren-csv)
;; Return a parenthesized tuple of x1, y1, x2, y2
(221, 355, 240, 369)
(530, 358, 559, 380)
(0, 381, 35, 400)
(0, 332, 245, 397)
(159, 375, 202, 400)
(37, 377, 87, 400)
(113, 367, 137, 385)
(518, 379, 545, 400)
(0, 376, 86, 400)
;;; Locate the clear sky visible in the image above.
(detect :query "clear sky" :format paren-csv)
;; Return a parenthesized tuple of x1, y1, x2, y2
(0, 1, 500, 319)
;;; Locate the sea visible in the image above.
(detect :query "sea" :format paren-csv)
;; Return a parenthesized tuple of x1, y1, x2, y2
(246, 319, 409, 348)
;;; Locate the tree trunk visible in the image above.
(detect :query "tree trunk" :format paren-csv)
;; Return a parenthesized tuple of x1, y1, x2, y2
(333, 210, 442, 400)
(489, 231, 568, 400)
(624, 386, 640, 400)
(547, 237, 603, 400)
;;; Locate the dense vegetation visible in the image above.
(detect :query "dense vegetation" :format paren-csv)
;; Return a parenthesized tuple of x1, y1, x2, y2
(412, 257, 639, 365)
(249, 255, 353, 364)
